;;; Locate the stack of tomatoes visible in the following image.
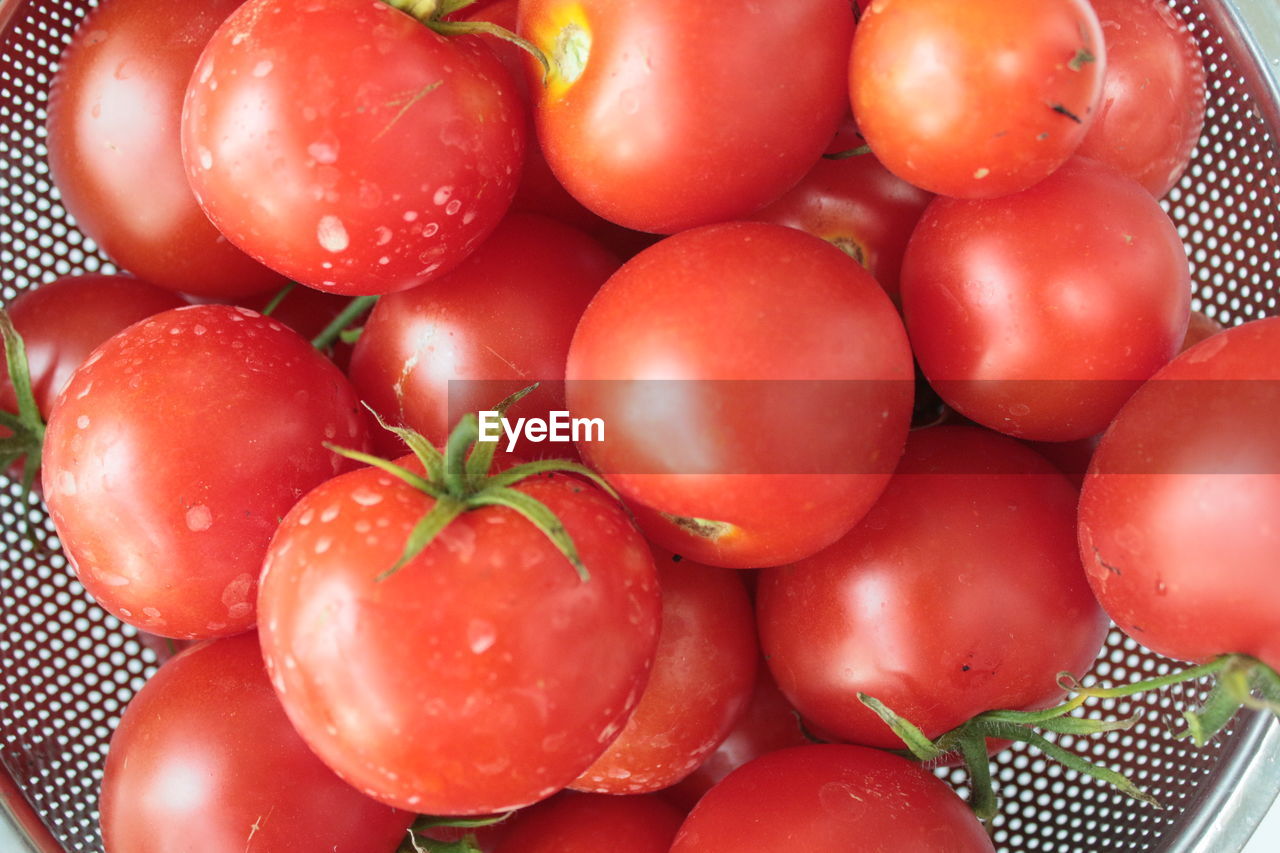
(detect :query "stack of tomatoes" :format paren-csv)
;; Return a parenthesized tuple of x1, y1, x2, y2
(4, 0, 1277, 849)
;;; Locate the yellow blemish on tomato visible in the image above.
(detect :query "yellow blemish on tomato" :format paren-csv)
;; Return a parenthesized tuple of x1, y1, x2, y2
(531, 3, 592, 102)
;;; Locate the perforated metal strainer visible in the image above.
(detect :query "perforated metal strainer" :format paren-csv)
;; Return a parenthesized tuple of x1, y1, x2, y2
(2, 0, 1279, 850)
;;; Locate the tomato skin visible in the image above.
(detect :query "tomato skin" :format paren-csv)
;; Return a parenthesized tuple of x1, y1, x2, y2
(1079, 317, 1280, 670)
(1180, 309, 1224, 353)
(664, 665, 811, 811)
(520, 0, 854, 234)
(670, 745, 995, 852)
(46, 0, 285, 298)
(758, 427, 1108, 749)
(258, 461, 661, 814)
(0, 275, 185, 417)
(42, 305, 370, 639)
(100, 634, 411, 853)
(1076, 0, 1205, 197)
(850, 0, 1105, 199)
(183, 0, 525, 296)
(901, 157, 1190, 441)
(493, 792, 683, 853)
(572, 553, 757, 794)
(752, 129, 933, 301)
(348, 213, 616, 456)
(566, 222, 914, 569)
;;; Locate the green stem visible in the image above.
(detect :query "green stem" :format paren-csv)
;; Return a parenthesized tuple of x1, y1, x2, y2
(823, 144, 872, 160)
(260, 282, 297, 317)
(0, 309, 46, 491)
(470, 486, 590, 581)
(1057, 657, 1231, 699)
(311, 295, 378, 351)
(430, 20, 551, 82)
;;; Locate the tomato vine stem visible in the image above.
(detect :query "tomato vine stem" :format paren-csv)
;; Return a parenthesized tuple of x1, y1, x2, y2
(327, 384, 614, 583)
(310, 294, 378, 351)
(0, 309, 46, 492)
(860, 654, 1280, 821)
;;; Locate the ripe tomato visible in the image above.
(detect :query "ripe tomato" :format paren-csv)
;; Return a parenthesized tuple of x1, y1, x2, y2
(100, 633, 411, 853)
(902, 157, 1190, 441)
(1079, 317, 1280, 670)
(519, 0, 854, 233)
(348, 212, 617, 456)
(566, 222, 914, 568)
(664, 665, 811, 811)
(1180, 309, 1224, 352)
(42, 304, 369, 639)
(758, 426, 1107, 748)
(1075, 0, 1206, 197)
(0, 274, 184, 418)
(670, 745, 995, 852)
(850, 0, 1105, 198)
(493, 792, 683, 853)
(46, 0, 285, 298)
(257, 458, 661, 814)
(753, 123, 934, 301)
(183, 0, 525, 295)
(572, 552, 757, 794)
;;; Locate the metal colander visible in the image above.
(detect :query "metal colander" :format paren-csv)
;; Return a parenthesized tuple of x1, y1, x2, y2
(1, 0, 1279, 850)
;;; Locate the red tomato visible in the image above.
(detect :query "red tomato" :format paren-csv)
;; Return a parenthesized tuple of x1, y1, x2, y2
(566, 222, 914, 568)
(1076, 0, 1205, 197)
(0, 275, 184, 418)
(348, 212, 616, 456)
(670, 745, 995, 852)
(520, 0, 853, 233)
(100, 633, 411, 853)
(258, 458, 661, 814)
(753, 124, 934, 300)
(1079, 317, 1280, 670)
(902, 157, 1190, 441)
(1023, 434, 1100, 489)
(664, 665, 811, 811)
(45, 0, 285, 298)
(572, 552, 757, 794)
(1180, 308, 1224, 353)
(493, 792, 683, 853)
(463, 0, 662, 259)
(42, 305, 369, 639)
(850, 0, 1106, 198)
(758, 427, 1108, 749)
(183, 0, 525, 295)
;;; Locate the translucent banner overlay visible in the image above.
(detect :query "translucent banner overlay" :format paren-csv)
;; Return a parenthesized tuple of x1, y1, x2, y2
(446, 379, 1280, 476)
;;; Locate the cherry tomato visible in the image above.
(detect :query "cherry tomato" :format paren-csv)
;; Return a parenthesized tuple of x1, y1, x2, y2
(493, 792, 683, 853)
(670, 744, 995, 852)
(1180, 308, 1224, 352)
(758, 427, 1107, 748)
(1079, 317, 1280, 670)
(1075, 0, 1205, 197)
(258, 458, 661, 814)
(183, 0, 525, 295)
(664, 665, 811, 811)
(572, 552, 757, 794)
(0, 274, 184, 418)
(46, 0, 285, 298)
(902, 157, 1190, 441)
(753, 123, 934, 301)
(42, 304, 370, 639)
(520, 0, 854, 233)
(566, 222, 914, 568)
(348, 212, 616, 456)
(850, 0, 1106, 198)
(100, 633, 410, 853)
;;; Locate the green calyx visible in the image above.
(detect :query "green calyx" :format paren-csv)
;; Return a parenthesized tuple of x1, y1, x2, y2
(860, 654, 1280, 821)
(398, 812, 514, 853)
(326, 384, 618, 583)
(0, 309, 46, 493)
(381, 0, 551, 82)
